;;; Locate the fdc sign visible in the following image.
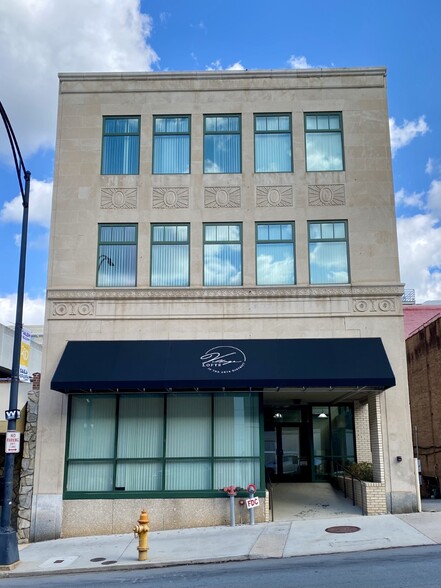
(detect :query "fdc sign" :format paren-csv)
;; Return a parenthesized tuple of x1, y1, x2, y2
(246, 496, 260, 509)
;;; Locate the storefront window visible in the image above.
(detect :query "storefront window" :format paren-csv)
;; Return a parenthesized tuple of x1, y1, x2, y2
(65, 392, 261, 496)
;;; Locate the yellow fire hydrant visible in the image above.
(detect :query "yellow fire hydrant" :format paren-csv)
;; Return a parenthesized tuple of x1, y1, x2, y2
(133, 509, 149, 561)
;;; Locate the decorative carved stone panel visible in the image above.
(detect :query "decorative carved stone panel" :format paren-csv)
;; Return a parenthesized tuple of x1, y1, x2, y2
(256, 185, 293, 207)
(52, 302, 95, 317)
(308, 184, 345, 206)
(204, 186, 241, 208)
(353, 298, 396, 313)
(100, 188, 137, 209)
(152, 187, 189, 209)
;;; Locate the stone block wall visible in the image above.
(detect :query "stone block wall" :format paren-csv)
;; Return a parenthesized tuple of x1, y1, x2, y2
(17, 373, 40, 543)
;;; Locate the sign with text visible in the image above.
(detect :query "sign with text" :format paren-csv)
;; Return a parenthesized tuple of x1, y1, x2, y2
(5, 431, 20, 454)
(19, 329, 31, 382)
(246, 496, 260, 509)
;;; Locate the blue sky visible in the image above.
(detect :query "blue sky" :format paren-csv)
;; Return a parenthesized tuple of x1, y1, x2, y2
(1, 0, 441, 326)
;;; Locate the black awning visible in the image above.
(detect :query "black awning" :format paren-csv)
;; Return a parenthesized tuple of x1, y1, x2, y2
(51, 338, 395, 392)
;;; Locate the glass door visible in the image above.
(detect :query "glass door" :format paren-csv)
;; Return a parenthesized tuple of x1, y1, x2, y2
(265, 424, 310, 482)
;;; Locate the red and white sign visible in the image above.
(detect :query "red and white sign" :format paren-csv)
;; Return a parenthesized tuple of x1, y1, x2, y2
(246, 496, 260, 509)
(5, 431, 20, 454)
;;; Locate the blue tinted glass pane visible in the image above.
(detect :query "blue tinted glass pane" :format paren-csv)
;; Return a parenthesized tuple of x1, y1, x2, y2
(102, 135, 139, 174)
(279, 116, 290, 131)
(204, 243, 242, 286)
(155, 118, 166, 133)
(266, 117, 278, 131)
(281, 224, 293, 240)
(256, 117, 266, 131)
(229, 225, 241, 241)
(216, 117, 229, 131)
(97, 243, 136, 287)
(305, 133, 343, 171)
(124, 226, 136, 242)
(153, 136, 190, 174)
(321, 224, 334, 239)
(205, 225, 217, 242)
(217, 225, 229, 241)
(256, 242, 294, 285)
(329, 115, 341, 130)
(164, 225, 177, 242)
(268, 225, 281, 240)
(205, 117, 216, 132)
(151, 244, 189, 286)
(309, 224, 322, 240)
(176, 225, 188, 242)
(255, 134, 291, 172)
(317, 116, 330, 130)
(305, 116, 317, 130)
(204, 135, 240, 173)
(334, 223, 346, 239)
(165, 118, 178, 133)
(100, 226, 113, 243)
(228, 117, 239, 131)
(257, 224, 269, 241)
(153, 226, 164, 242)
(309, 242, 348, 284)
(177, 117, 189, 133)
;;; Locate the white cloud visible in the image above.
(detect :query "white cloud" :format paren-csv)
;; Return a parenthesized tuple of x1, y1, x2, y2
(426, 157, 441, 176)
(206, 60, 246, 71)
(0, 179, 53, 228)
(287, 55, 313, 69)
(227, 62, 245, 71)
(389, 116, 429, 157)
(397, 212, 441, 302)
(0, 294, 46, 327)
(0, 0, 158, 159)
(427, 179, 441, 217)
(394, 188, 425, 210)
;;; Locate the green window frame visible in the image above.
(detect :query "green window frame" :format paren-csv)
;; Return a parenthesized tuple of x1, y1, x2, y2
(308, 221, 349, 284)
(204, 115, 241, 173)
(151, 224, 190, 287)
(153, 115, 190, 174)
(256, 222, 295, 285)
(203, 223, 242, 286)
(101, 116, 140, 175)
(97, 224, 137, 287)
(305, 113, 344, 172)
(64, 392, 262, 498)
(254, 114, 293, 173)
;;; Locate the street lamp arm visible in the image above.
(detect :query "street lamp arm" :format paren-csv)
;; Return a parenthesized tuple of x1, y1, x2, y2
(0, 101, 30, 206)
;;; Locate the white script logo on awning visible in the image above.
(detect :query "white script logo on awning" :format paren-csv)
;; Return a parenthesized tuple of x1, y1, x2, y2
(200, 346, 246, 374)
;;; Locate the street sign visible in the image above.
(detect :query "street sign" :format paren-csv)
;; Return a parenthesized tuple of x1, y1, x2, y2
(4, 409, 21, 421)
(5, 431, 20, 454)
(246, 496, 260, 509)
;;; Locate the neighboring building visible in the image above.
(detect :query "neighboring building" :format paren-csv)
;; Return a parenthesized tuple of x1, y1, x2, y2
(0, 322, 42, 433)
(404, 305, 441, 495)
(32, 68, 417, 541)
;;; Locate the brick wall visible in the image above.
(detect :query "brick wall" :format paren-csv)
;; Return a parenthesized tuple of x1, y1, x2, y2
(354, 400, 372, 462)
(407, 318, 441, 479)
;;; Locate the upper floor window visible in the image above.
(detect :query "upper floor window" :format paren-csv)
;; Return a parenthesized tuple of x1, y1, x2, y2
(153, 116, 190, 174)
(254, 115, 293, 173)
(204, 115, 241, 173)
(97, 224, 137, 287)
(256, 223, 295, 285)
(151, 224, 190, 287)
(204, 223, 242, 286)
(101, 117, 140, 175)
(308, 221, 349, 284)
(305, 113, 344, 172)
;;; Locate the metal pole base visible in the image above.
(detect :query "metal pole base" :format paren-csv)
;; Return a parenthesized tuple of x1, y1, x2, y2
(0, 528, 19, 566)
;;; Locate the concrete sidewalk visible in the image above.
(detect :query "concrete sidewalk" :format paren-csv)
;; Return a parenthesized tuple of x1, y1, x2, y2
(1, 510, 441, 579)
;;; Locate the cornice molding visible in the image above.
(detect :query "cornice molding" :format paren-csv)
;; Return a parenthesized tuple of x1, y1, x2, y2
(48, 285, 404, 302)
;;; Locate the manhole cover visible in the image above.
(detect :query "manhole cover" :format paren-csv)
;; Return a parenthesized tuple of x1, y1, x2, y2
(325, 525, 361, 534)
(90, 557, 106, 562)
(101, 560, 117, 565)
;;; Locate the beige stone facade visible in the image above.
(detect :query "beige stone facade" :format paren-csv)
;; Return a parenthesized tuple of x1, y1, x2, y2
(32, 68, 417, 541)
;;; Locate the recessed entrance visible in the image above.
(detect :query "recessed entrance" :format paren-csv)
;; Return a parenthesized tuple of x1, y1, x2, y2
(265, 424, 310, 482)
